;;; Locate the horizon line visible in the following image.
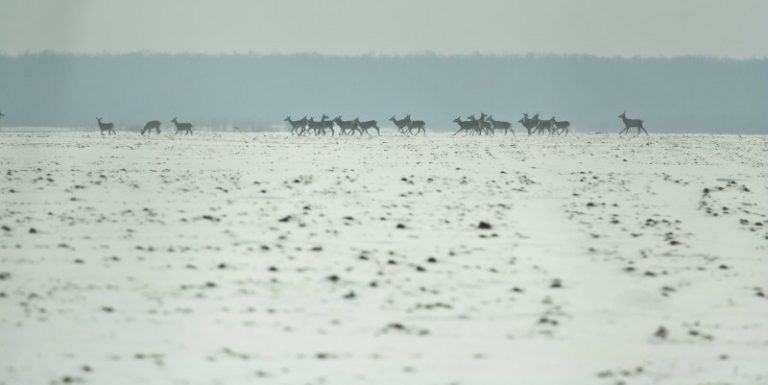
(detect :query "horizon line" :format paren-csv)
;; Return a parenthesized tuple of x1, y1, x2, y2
(1, 50, 767, 61)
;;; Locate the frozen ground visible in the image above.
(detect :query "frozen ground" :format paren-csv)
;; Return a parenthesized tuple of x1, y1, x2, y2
(0, 131, 767, 385)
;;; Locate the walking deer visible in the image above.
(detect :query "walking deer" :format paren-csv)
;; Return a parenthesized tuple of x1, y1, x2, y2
(487, 115, 513, 135)
(354, 118, 380, 136)
(284, 116, 308, 135)
(390, 115, 410, 135)
(171, 117, 193, 135)
(452, 117, 480, 136)
(618, 111, 648, 135)
(306, 115, 334, 136)
(405, 115, 426, 135)
(334, 116, 360, 135)
(550, 118, 570, 135)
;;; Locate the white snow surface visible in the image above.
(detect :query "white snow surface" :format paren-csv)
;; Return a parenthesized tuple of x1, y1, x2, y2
(1, 132, 767, 385)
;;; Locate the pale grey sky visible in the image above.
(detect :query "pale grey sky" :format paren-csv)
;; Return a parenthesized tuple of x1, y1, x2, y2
(1, 0, 766, 58)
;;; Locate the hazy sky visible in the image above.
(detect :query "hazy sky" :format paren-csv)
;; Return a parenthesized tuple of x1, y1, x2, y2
(1, 0, 767, 58)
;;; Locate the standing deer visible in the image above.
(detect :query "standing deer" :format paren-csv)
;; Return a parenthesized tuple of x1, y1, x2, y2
(518, 113, 537, 135)
(141, 120, 161, 135)
(171, 117, 193, 135)
(96, 117, 116, 135)
(487, 115, 513, 135)
(618, 111, 648, 135)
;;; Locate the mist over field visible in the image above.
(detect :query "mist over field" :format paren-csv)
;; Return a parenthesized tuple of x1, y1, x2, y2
(1, 53, 766, 133)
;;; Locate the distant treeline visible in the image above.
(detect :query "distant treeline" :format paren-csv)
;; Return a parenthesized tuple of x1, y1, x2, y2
(0, 53, 766, 133)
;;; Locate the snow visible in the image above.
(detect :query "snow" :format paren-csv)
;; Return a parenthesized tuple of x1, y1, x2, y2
(1, 131, 767, 385)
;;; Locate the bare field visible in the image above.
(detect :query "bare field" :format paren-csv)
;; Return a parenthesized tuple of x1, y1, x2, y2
(1, 132, 767, 385)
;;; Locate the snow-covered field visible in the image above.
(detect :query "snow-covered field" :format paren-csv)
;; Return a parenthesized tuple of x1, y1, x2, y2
(1, 131, 767, 385)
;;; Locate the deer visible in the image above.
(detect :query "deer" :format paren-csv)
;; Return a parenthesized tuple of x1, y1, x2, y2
(618, 111, 648, 135)
(305, 115, 333, 136)
(390, 115, 411, 135)
(452, 117, 480, 136)
(320, 115, 335, 136)
(550, 117, 570, 135)
(487, 115, 513, 135)
(405, 115, 426, 135)
(141, 120, 161, 135)
(284, 116, 308, 135)
(466, 114, 492, 135)
(304, 117, 319, 135)
(531, 113, 555, 135)
(96, 117, 116, 135)
(333, 116, 360, 135)
(518, 113, 538, 135)
(171, 117, 193, 135)
(354, 118, 380, 136)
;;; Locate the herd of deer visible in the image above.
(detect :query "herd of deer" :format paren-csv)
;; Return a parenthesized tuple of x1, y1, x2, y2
(286, 111, 647, 136)
(95, 117, 193, 136)
(452, 111, 646, 136)
(0, 110, 648, 136)
(284, 115, 427, 136)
